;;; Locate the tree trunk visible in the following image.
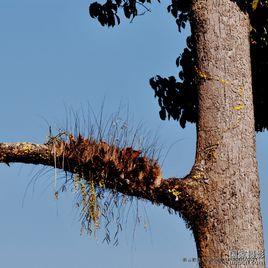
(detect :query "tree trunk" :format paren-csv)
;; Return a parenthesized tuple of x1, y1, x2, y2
(0, 1, 266, 266)
(190, 0, 265, 267)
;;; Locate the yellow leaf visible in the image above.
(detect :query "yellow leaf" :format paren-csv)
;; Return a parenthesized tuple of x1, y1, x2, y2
(194, 66, 208, 79)
(220, 79, 227, 85)
(252, 0, 259, 10)
(233, 104, 244, 111)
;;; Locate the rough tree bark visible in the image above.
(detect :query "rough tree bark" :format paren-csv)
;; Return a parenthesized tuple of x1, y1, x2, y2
(0, 0, 266, 267)
(189, 0, 265, 267)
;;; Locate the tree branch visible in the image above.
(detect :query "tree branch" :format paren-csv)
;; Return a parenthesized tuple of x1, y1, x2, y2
(0, 135, 206, 228)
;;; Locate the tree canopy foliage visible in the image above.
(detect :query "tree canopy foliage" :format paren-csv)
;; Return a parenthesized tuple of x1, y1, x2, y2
(89, 0, 268, 131)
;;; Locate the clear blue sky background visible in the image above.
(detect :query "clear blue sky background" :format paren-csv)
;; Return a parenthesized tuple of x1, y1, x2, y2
(0, 1, 267, 267)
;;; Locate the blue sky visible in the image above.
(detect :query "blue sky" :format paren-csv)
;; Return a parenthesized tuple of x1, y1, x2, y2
(0, 1, 267, 267)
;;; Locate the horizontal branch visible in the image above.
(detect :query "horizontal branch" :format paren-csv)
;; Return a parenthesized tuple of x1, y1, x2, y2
(0, 135, 205, 226)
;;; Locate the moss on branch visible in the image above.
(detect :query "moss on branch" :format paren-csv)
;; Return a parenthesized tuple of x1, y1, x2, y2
(0, 134, 207, 234)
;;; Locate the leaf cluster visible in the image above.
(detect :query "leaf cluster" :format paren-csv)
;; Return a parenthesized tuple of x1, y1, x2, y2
(89, 0, 157, 27)
(89, 0, 268, 131)
(149, 36, 197, 128)
(150, 0, 268, 131)
(249, 0, 268, 131)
